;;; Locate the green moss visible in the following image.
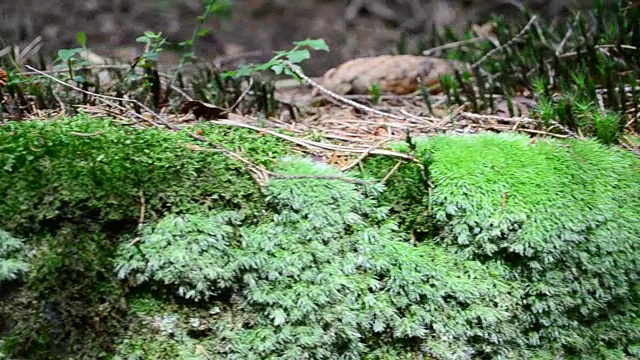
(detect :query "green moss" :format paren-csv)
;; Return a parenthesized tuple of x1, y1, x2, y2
(0, 115, 292, 359)
(113, 333, 184, 360)
(113, 156, 522, 359)
(352, 157, 431, 234)
(0, 114, 290, 234)
(0, 229, 30, 283)
(128, 293, 172, 315)
(1, 226, 124, 359)
(377, 133, 640, 354)
(2, 115, 638, 359)
(359, 133, 639, 356)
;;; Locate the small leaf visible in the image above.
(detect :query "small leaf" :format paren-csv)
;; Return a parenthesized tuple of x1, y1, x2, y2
(270, 308, 287, 326)
(57, 48, 81, 62)
(136, 36, 150, 44)
(76, 32, 87, 47)
(284, 68, 301, 81)
(197, 28, 210, 38)
(294, 38, 330, 52)
(143, 52, 159, 62)
(233, 65, 256, 78)
(271, 64, 284, 75)
(286, 50, 311, 64)
(256, 62, 276, 71)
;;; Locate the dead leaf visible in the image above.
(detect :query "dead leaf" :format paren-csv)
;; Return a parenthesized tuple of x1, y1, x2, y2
(180, 100, 228, 120)
(317, 55, 470, 95)
(327, 153, 350, 167)
(195, 345, 208, 356)
(472, 21, 497, 38)
(0, 68, 6, 88)
(373, 127, 388, 136)
(501, 191, 508, 208)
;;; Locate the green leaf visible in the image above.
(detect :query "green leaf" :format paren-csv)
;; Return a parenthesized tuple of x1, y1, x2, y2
(197, 28, 211, 38)
(233, 65, 257, 78)
(143, 51, 160, 62)
(136, 36, 150, 44)
(286, 50, 311, 64)
(283, 68, 300, 81)
(57, 48, 82, 62)
(271, 64, 284, 75)
(294, 38, 330, 52)
(255, 62, 276, 71)
(76, 32, 87, 48)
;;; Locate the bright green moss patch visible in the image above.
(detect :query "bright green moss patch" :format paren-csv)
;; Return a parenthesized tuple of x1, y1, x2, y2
(423, 134, 640, 351)
(376, 133, 640, 355)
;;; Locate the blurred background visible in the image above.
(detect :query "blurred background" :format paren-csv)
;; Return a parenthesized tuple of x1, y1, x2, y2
(0, 0, 600, 76)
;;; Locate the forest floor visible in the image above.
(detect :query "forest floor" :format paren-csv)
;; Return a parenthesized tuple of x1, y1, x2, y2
(0, 0, 637, 156)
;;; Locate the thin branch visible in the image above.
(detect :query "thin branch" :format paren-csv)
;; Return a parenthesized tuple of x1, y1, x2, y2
(472, 15, 538, 69)
(341, 138, 391, 171)
(283, 60, 440, 122)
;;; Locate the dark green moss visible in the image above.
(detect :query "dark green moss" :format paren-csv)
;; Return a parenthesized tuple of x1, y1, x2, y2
(0, 114, 290, 235)
(0, 115, 291, 359)
(1, 226, 123, 359)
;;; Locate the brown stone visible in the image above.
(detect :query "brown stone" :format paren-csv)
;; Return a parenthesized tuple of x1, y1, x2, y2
(318, 55, 470, 95)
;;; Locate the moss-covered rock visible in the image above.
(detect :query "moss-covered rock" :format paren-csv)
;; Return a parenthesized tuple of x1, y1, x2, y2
(0, 114, 289, 235)
(0, 115, 291, 359)
(367, 133, 640, 357)
(1, 116, 638, 359)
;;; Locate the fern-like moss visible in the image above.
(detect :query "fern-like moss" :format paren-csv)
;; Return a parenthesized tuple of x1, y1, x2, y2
(114, 157, 522, 359)
(0, 229, 30, 284)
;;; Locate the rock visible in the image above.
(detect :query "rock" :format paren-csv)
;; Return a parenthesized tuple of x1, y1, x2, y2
(317, 54, 470, 95)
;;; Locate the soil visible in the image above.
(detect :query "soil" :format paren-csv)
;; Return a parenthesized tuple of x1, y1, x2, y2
(0, 0, 594, 76)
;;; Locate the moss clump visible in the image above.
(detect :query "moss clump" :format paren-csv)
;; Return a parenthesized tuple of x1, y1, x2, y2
(367, 133, 640, 356)
(423, 133, 640, 352)
(113, 157, 522, 359)
(0, 114, 290, 235)
(0, 115, 291, 359)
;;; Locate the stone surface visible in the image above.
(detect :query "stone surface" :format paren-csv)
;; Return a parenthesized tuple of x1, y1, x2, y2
(318, 55, 469, 95)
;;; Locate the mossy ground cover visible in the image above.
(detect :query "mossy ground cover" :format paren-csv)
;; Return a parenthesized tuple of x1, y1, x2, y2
(364, 133, 640, 357)
(0, 115, 291, 359)
(424, 134, 640, 353)
(0, 116, 638, 359)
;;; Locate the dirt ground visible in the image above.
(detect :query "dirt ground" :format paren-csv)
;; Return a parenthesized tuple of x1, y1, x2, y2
(0, 0, 595, 76)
